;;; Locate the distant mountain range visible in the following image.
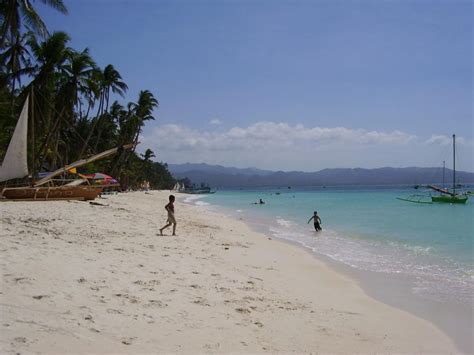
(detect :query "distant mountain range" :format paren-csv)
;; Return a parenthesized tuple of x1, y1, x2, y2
(168, 163, 474, 188)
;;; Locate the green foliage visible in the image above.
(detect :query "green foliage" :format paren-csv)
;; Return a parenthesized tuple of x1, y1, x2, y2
(0, 2, 176, 190)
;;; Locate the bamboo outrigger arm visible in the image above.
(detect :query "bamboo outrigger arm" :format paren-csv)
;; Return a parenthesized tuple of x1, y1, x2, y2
(34, 143, 135, 187)
(427, 184, 455, 197)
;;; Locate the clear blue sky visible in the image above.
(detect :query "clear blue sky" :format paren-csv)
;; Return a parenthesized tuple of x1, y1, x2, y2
(39, 0, 473, 171)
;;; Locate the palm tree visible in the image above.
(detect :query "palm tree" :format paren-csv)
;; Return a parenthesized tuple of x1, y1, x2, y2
(78, 64, 128, 156)
(110, 91, 158, 178)
(0, 0, 68, 46)
(0, 30, 34, 95)
(28, 31, 71, 88)
(57, 48, 96, 121)
(142, 148, 156, 162)
(132, 90, 158, 149)
(102, 64, 128, 111)
(92, 64, 128, 149)
(27, 31, 72, 170)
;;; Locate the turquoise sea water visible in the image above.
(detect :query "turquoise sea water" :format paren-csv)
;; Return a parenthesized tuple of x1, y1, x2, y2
(186, 186, 473, 306)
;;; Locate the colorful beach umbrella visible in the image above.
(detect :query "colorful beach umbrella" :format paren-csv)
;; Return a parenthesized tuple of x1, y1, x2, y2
(80, 172, 119, 185)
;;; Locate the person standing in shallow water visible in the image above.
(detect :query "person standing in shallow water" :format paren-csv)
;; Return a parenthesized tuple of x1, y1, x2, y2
(307, 211, 322, 231)
(159, 195, 176, 236)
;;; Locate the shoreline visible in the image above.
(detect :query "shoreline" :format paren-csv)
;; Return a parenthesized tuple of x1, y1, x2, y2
(187, 193, 472, 353)
(182, 192, 464, 352)
(1, 191, 461, 353)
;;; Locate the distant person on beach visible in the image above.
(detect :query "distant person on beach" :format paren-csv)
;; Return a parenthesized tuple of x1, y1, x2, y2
(159, 195, 176, 236)
(253, 198, 265, 205)
(307, 211, 322, 231)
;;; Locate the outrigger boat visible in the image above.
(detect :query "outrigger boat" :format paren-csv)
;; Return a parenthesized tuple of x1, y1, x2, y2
(397, 134, 468, 205)
(0, 95, 132, 201)
(428, 134, 468, 204)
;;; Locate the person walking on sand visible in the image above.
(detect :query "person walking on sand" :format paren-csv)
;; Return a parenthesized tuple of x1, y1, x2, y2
(159, 195, 176, 236)
(307, 211, 322, 232)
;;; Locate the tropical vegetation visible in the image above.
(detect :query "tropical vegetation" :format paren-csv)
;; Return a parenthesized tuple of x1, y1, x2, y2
(0, 0, 175, 189)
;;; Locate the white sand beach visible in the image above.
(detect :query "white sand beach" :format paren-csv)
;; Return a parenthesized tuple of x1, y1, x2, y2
(0, 191, 459, 353)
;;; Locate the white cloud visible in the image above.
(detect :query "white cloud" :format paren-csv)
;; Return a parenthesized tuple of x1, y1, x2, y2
(209, 118, 222, 125)
(425, 134, 472, 146)
(141, 122, 473, 171)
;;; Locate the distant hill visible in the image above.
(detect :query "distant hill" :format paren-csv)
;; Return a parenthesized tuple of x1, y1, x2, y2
(168, 163, 474, 188)
(168, 163, 273, 177)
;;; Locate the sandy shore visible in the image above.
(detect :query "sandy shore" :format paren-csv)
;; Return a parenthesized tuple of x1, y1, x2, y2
(0, 191, 460, 353)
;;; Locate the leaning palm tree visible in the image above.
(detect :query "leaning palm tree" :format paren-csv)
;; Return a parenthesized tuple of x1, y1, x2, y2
(91, 64, 128, 150)
(57, 48, 96, 121)
(102, 64, 128, 111)
(130, 90, 159, 151)
(27, 31, 72, 170)
(28, 31, 71, 89)
(111, 91, 158, 178)
(78, 64, 127, 156)
(0, 0, 68, 47)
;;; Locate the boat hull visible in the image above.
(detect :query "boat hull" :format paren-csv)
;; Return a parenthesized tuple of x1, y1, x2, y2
(1, 186, 102, 201)
(431, 195, 468, 204)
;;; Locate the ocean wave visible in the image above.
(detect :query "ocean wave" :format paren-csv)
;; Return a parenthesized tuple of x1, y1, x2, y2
(266, 224, 473, 305)
(183, 195, 208, 204)
(276, 218, 293, 227)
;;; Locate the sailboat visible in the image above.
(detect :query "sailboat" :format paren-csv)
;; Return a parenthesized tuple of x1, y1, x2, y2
(0, 96, 132, 201)
(396, 134, 468, 205)
(428, 135, 468, 204)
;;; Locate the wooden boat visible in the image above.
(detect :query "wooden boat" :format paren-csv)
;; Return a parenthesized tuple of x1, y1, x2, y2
(0, 94, 132, 201)
(2, 185, 101, 201)
(397, 134, 468, 205)
(429, 135, 468, 204)
(431, 194, 468, 204)
(181, 186, 216, 194)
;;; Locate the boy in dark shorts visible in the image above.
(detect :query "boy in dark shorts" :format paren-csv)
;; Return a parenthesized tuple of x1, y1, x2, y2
(307, 211, 322, 231)
(159, 195, 176, 236)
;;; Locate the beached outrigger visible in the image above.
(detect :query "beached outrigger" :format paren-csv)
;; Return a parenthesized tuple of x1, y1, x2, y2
(0, 95, 133, 201)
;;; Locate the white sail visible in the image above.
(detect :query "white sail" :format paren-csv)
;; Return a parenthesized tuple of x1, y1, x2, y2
(0, 98, 29, 182)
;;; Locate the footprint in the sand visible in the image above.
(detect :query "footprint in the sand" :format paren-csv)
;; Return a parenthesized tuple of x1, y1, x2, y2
(114, 293, 140, 304)
(145, 299, 167, 308)
(133, 279, 161, 286)
(235, 307, 251, 314)
(12, 276, 34, 284)
(193, 298, 210, 306)
(13, 336, 28, 344)
(32, 295, 49, 300)
(107, 308, 123, 314)
(204, 342, 220, 350)
(121, 337, 136, 345)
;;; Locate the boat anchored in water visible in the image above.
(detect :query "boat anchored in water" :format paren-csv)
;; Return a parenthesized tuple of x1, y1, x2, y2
(428, 135, 468, 204)
(397, 134, 468, 205)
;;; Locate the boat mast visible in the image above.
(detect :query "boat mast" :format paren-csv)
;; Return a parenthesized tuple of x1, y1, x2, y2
(30, 86, 35, 184)
(453, 134, 455, 195)
(442, 160, 445, 188)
